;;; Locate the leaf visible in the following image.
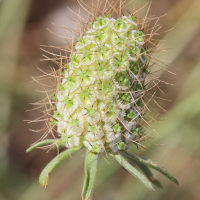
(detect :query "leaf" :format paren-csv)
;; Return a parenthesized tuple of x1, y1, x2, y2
(82, 151, 98, 200)
(26, 139, 57, 152)
(26, 139, 66, 152)
(88, 192, 93, 200)
(112, 154, 155, 192)
(134, 161, 163, 188)
(119, 150, 179, 185)
(39, 147, 80, 187)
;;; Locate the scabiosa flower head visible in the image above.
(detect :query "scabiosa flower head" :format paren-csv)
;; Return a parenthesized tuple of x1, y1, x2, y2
(54, 14, 147, 154)
(27, 1, 178, 199)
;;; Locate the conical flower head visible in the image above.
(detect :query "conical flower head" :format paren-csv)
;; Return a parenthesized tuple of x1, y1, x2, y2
(27, 1, 179, 198)
(53, 15, 148, 153)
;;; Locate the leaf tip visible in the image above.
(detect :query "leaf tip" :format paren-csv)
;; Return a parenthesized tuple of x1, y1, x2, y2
(174, 178, 179, 185)
(26, 148, 31, 152)
(150, 186, 156, 192)
(39, 172, 50, 188)
(150, 177, 163, 188)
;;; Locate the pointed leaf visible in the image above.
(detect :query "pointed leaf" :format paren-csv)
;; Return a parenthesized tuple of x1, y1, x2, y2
(112, 154, 155, 192)
(26, 139, 57, 152)
(134, 161, 163, 188)
(119, 150, 179, 185)
(39, 147, 80, 187)
(26, 139, 67, 152)
(82, 151, 98, 200)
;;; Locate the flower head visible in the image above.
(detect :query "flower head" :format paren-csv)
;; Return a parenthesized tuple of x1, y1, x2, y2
(27, 1, 178, 199)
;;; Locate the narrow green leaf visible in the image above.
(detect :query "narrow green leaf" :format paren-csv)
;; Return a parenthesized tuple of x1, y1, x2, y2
(82, 151, 98, 200)
(26, 139, 57, 152)
(26, 139, 67, 152)
(119, 150, 179, 185)
(39, 147, 80, 187)
(112, 154, 155, 192)
(134, 161, 163, 188)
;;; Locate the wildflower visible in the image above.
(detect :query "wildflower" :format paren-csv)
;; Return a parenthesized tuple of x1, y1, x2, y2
(27, 1, 178, 199)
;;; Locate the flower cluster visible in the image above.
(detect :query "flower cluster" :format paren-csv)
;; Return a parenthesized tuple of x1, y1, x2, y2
(27, 2, 178, 198)
(52, 15, 148, 153)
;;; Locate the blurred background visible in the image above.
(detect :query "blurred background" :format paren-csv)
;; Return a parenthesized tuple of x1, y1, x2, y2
(0, 0, 200, 199)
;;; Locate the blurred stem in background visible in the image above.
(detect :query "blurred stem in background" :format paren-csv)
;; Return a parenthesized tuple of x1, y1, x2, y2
(0, 0, 32, 130)
(0, 0, 32, 199)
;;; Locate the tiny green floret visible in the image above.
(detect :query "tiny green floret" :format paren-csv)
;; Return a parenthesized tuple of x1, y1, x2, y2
(54, 15, 148, 154)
